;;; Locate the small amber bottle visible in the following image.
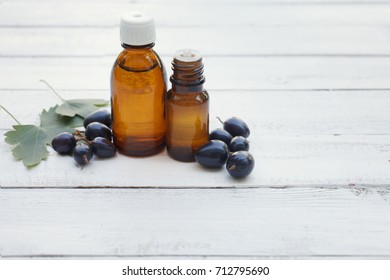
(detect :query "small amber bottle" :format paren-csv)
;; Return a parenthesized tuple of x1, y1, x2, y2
(166, 49, 209, 162)
(111, 13, 166, 156)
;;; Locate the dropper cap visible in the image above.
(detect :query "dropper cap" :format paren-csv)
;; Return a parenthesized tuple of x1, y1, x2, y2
(174, 49, 202, 62)
(120, 13, 156, 46)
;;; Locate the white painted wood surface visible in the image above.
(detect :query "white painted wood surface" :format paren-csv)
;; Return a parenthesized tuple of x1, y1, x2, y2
(1, 0, 390, 258)
(2, 188, 390, 258)
(1, 90, 390, 187)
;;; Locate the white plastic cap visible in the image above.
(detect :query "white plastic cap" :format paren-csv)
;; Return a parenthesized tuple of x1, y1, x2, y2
(120, 13, 156, 46)
(174, 49, 202, 62)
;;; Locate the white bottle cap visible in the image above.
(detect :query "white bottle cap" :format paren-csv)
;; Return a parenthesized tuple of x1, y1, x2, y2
(120, 13, 156, 46)
(174, 49, 202, 62)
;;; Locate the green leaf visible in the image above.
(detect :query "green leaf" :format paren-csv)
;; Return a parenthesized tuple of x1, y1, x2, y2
(55, 99, 109, 118)
(40, 106, 84, 144)
(4, 125, 49, 167)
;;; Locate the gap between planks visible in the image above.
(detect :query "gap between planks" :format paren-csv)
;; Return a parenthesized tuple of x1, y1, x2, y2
(2, 254, 390, 260)
(2, 88, 390, 92)
(2, 184, 390, 190)
(4, 0, 390, 4)
(3, 54, 390, 59)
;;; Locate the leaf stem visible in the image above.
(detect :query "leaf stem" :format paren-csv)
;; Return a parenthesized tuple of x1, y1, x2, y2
(216, 116, 224, 125)
(40, 79, 66, 102)
(0, 105, 22, 125)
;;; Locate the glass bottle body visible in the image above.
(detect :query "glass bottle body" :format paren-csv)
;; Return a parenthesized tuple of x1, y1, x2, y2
(167, 85, 209, 162)
(111, 44, 166, 156)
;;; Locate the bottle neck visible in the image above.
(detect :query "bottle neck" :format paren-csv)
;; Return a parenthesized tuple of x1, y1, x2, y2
(170, 57, 205, 93)
(172, 84, 204, 93)
(121, 42, 155, 51)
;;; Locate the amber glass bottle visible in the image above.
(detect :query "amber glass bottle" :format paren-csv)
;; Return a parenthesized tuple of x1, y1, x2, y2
(166, 49, 209, 162)
(111, 13, 166, 156)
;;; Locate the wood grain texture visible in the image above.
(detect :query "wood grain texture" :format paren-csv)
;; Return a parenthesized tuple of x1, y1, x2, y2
(1, 188, 390, 258)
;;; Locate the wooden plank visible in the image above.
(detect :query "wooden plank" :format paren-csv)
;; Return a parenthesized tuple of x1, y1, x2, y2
(1, 134, 389, 188)
(1, 90, 390, 188)
(1, 25, 389, 57)
(2, 56, 390, 90)
(2, 90, 390, 134)
(1, 1, 390, 27)
(2, 187, 390, 257)
(1, 89, 390, 188)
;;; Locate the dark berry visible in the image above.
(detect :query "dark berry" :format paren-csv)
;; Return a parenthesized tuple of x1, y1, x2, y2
(85, 122, 112, 141)
(229, 136, 249, 152)
(73, 143, 93, 166)
(83, 109, 112, 128)
(226, 151, 255, 178)
(91, 137, 117, 158)
(195, 140, 229, 168)
(51, 132, 76, 154)
(222, 117, 250, 138)
(209, 128, 233, 145)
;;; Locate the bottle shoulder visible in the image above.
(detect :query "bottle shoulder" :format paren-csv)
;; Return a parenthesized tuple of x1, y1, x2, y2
(114, 48, 163, 72)
(168, 89, 209, 103)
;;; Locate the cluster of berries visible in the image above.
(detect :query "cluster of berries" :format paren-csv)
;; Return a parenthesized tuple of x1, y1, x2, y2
(51, 110, 116, 166)
(195, 117, 254, 178)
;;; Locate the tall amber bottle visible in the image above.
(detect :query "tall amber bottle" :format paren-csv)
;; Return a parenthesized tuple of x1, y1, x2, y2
(111, 13, 166, 156)
(167, 49, 209, 162)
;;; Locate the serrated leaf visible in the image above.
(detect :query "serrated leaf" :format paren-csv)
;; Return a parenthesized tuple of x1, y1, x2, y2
(4, 125, 49, 167)
(40, 106, 84, 144)
(55, 99, 109, 118)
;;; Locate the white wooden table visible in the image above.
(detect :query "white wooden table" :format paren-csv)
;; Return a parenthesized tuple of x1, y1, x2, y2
(1, 0, 390, 259)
